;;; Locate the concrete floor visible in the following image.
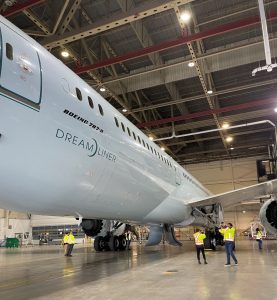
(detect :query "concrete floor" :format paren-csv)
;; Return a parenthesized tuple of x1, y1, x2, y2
(0, 240, 277, 300)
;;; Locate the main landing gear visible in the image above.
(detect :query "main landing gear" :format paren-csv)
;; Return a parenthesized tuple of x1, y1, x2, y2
(80, 219, 128, 252)
(94, 234, 127, 252)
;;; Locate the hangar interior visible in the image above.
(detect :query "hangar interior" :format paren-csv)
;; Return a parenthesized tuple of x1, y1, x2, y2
(0, 0, 277, 299)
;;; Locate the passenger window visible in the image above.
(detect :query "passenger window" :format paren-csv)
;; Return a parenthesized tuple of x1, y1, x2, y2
(138, 136, 141, 144)
(76, 88, 82, 101)
(146, 143, 150, 150)
(127, 127, 131, 136)
(150, 146, 153, 153)
(114, 117, 119, 127)
(98, 104, 104, 116)
(88, 96, 94, 109)
(6, 43, 13, 60)
(132, 132, 136, 140)
(154, 149, 157, 155)
(142, 140, 146, 147)
(121, 122, 125, 132)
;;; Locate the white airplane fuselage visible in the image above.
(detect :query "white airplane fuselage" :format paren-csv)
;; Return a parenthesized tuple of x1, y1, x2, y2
(0, 17, 211, 226)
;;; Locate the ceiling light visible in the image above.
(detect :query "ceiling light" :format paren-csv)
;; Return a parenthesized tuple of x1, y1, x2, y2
(207, 90, 213, 94)
(61, 50, 69, 58)
(122, 108, 127, 113)
(161, 147, 165, 151)
(188, 61, 195, 67)
(226, 136, 233, 142)
(100, 87, 106, 92)
(274, 107, 277, 112)
(180, 11, 191, 22)
(222, 123, 230, 129)
(149, 136, 154, 141)
(242, 210, 246, 214)
(230, 147, 234, 150)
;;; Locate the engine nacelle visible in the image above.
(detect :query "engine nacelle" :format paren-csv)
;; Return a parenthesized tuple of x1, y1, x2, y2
(81, 219, 103, 237)
(260, 199, 277, 234)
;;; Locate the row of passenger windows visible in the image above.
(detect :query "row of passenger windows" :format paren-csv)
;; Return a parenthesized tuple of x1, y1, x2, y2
(75, 88, 104, 116)
(182, 172, 206, 193)
(114, 117, 173, 168)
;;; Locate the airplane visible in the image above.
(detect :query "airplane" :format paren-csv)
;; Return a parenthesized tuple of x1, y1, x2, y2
(0, 16, 277, 252)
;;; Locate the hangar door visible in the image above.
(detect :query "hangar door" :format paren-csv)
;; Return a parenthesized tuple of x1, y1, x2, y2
(0, 24, 42, 109)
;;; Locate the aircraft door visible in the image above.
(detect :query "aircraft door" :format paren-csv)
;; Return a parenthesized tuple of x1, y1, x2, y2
(0, 25, 42, 109)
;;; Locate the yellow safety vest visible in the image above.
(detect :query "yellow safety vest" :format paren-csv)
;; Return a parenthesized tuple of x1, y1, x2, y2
(63, 234, 69, 244)
(220, 227, 235, 241)
(68, 233, 75, 244)
(256, 231, 262, 240)
(193, 232, 206, 245)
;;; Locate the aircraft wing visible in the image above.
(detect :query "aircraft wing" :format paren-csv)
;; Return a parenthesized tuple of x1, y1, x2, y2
(187, 179, 277, 208)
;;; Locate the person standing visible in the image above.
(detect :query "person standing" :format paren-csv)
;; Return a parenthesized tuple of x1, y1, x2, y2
(125, 230, 132, 250)
(193, 229, 208, 264)
(220, 223, 238, 267)
(255, 228, 263, 250)
(65, 231, 75, 257)
(63, 232, 69, 256)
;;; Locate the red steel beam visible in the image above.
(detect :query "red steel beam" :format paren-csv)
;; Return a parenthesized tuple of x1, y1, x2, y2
(2, 0, 45, 17)
(137, 98, 277, 128)
(75, 10, 277, 74)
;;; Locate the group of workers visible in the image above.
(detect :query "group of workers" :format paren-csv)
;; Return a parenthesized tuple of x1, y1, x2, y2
(193, 222, 263, 266)
(62, 224, 263, 260)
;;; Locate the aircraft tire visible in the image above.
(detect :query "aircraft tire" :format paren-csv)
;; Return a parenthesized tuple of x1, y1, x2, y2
(94, 236, 105, 252)
(118, 235, 127, 250)
(108, 235, 120, 251)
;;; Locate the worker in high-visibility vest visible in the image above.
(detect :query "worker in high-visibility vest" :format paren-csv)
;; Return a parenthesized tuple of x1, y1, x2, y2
(193, 229, 208, 264)
(65, 231, 75, 257)
(63, 232, 69, 255)
(255, 228, 263, 250)
(219, 223, 238, 266)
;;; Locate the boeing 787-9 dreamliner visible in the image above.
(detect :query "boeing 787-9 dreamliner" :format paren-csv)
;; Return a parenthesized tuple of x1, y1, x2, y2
(0, 16, 276, 251)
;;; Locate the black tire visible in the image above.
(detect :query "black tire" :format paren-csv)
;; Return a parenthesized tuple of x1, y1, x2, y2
(118, 235, 127, 250)
(94, 236, 105, 252)
(108, 235, 120, 251)
(204, 231, 216, 251)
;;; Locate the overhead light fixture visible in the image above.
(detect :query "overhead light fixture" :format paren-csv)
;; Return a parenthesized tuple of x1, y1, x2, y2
(149, 136, 154, 141)
(61, 50, 69, 58)
(180, 11, 191, 22)
(207, 90, 213, 94)
(122, 108, 127, 113)
(230, 147, 234, 150)
(100, 87, 106, 92)
(188, 61, 195, 67)
(222, 123, 230, 129)
(242, 210, 246, 214)
(226, 136, 233, 142)
(161, 147, 165, 151)
(274, 107, 277, 112)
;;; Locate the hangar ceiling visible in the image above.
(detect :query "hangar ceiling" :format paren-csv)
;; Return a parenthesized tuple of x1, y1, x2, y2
(2, 0, 277, 164)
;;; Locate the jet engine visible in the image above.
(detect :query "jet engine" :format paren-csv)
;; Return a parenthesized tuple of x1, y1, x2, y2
(259, 198, 277, 234)
(80, 219, 103, 237)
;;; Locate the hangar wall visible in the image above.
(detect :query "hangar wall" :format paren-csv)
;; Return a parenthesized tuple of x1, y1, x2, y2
(185, 156, 263, 194)
(0, 210, 31, 240)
